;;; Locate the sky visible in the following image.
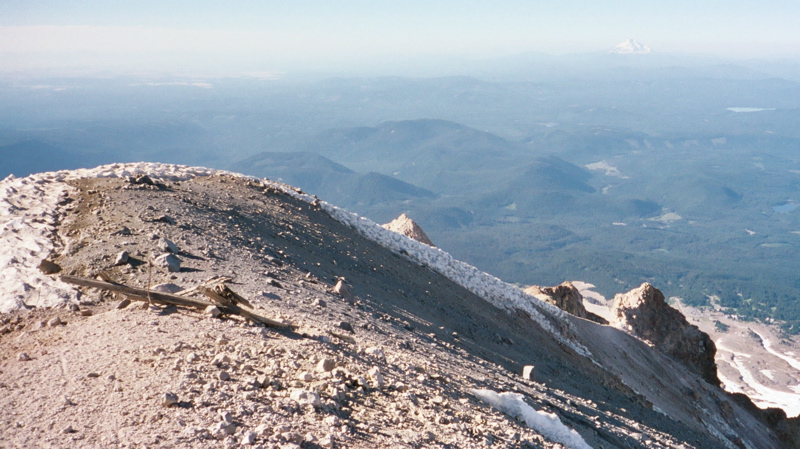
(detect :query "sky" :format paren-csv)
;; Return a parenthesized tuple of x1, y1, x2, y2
(2, 1, 800, 77)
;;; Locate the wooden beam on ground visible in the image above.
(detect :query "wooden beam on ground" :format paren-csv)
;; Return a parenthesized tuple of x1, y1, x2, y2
(59, 275, 294, 328)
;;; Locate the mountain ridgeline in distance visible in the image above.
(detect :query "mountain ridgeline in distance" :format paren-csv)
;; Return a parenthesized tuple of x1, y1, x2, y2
(231, 151, 437, 208)
(609, 39, 653, 55)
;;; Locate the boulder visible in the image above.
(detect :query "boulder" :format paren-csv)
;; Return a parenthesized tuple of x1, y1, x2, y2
(611, 283, 720, 385)
(333, 279, 355, 302)
(153, 253, 181, 273)
(525, 281, 609, 324)
(382, 214, 434, 246)
(38, 259, 62, 274)
(129, 174, 155, 185)
(114, 251, 130, 266)
(157, 237, 179, 254)
(316, 358, 335, 373)
(368, 367, 385, 388)
(161, 392, 179, 407)
(289, 389, 321, 407)
(151, 283, 183, 294)
(522, 365, 535, 381)
(205, 305, 221, 318)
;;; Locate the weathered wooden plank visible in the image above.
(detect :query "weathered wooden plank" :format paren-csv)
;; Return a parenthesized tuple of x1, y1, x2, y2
(60, 275, 212, 308)
(59, 275, 294, 328)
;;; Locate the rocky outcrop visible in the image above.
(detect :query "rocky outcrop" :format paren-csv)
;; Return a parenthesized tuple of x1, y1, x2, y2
(524, 282, 608, 324)
(611, 283, 720, 386)
(729, 392, 800, 449)
(382, 214, 434, 246)
(525, 282, 588, 318)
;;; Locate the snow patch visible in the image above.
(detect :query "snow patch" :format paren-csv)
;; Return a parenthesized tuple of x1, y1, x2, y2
(585, 161, 625, 178)
(0, 176, 78, 312)
(472, 389, 592, 449)
(716, 339, 752, 359)
(570, 281, 606, 304)
(726, 107, 775, 113)
(649, 212, 682, 224)
(0, 163, 234, 313)
(133, 82, 213, 89)
(754, 330, 800, 372)
(717, 338, 800, 417)
(609, 39, 651, 55)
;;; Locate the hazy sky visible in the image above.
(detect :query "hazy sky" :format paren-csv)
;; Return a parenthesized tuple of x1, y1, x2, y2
(2, 1, 799, 76)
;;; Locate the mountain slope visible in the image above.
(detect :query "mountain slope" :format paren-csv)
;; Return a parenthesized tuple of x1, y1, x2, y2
(0, 163, 793, 448)
(231, 151, 437, 208)
(300, 119, 520, 193)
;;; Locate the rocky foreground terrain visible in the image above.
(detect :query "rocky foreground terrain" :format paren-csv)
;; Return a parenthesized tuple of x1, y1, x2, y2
(0, 164, 798, 448)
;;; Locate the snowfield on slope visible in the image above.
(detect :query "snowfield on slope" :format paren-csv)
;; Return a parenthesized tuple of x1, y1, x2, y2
(0, 164, 220, 313)
(473, 389, 593, 449)
(717, 338, 800, 417)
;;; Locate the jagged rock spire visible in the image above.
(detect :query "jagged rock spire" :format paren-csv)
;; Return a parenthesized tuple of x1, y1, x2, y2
(382, 214, 434, 247)
(611, 283, 719, 385)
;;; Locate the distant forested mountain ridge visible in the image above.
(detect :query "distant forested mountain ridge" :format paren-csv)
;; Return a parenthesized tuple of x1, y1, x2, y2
(233, 117, 800, 334)
(3, 68, 799, 332)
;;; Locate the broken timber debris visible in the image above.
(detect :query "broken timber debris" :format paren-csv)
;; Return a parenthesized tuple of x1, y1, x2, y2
(327, 330, 357, 344)
(175, 276, 254, 308)
(59, 275, 292, 328)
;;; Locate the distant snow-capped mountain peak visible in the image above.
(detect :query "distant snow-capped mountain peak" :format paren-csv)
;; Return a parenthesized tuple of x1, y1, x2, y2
(610, 39, 652, 55)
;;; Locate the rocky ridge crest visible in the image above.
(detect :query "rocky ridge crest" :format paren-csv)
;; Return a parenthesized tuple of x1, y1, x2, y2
(382, 214, 434, 247)
(524, 282, 607, 325)
(610, 282, 720, 386)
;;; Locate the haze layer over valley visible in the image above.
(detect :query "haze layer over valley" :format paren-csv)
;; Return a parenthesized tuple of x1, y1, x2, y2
(4, 49, 798, 333)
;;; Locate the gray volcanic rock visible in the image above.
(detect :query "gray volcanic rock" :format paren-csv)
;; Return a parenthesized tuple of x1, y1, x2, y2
(382, 213, 434, 246)
(525, 281, 588, 318)
(611, 282, 720, 386)
(524, 282, 607, 324)
(153, 252, 181, 273)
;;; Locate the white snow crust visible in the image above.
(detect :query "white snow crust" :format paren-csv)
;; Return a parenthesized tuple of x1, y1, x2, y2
(0, 163, 222, 313)
(755, 330, 800, 371)
(717, 337, 800, 417)
(319, 201, 591, 357)
(609, 39, 652, 55)
(472, 389, 593, 449)
(0, 175, 76, 312)
(1, 163, 590, 358)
